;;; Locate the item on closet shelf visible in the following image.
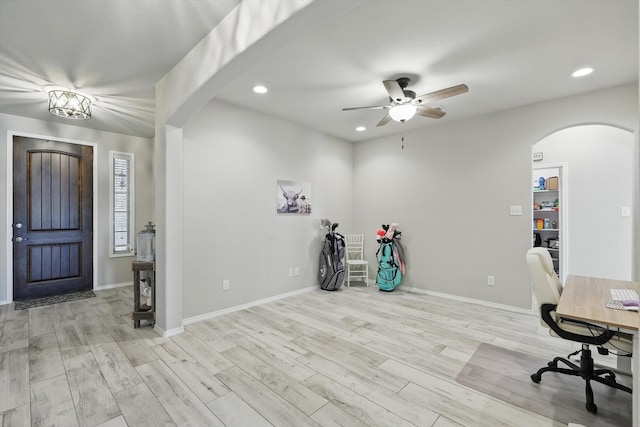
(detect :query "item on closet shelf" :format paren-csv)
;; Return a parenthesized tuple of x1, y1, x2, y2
(543, 218, 550, 229)
(546, 176, 558, 190)
(536, 219, 544, 230)
(538, 177, 546, 190)
(552, 220, 557, 229)
(533, 232, 542, 247)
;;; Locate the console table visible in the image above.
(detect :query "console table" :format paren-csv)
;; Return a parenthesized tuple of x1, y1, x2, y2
(131, 261, 155, 328)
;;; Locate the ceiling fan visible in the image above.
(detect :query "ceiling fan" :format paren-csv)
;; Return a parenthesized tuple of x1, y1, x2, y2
(342, 77, 468, 126)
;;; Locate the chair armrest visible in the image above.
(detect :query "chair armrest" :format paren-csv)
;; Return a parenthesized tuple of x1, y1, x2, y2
(540, 303, 615, 346)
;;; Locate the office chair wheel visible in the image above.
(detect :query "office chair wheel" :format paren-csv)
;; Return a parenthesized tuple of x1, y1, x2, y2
(586, 402, 597, 414)
(531, 373, 541, 383)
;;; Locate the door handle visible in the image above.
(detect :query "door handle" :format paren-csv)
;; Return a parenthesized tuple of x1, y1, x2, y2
(14, 222, 22, 229)
(14, 237, 26, 242)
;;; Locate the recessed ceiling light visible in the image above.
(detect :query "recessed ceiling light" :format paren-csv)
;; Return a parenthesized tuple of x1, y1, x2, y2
(571, 67, 594, 78)
(253, 85, 268, 94)
(356, 126, 366, 132)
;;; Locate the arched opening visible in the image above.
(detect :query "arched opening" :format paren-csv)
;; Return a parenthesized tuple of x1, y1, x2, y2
(533, 124, 634, 282)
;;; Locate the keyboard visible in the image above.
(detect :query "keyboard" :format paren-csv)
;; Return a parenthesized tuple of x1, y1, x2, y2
(609, 288, 639, 302)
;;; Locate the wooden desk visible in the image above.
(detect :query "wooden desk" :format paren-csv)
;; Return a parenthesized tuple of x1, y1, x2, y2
(556, 275, 638, 331)
(557, 274, 639, 425)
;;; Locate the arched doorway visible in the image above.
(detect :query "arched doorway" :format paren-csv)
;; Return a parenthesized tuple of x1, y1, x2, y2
(533, 124, 633, 281)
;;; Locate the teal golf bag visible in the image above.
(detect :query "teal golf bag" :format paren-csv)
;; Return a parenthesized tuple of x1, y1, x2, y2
(375, 224, 405, 291)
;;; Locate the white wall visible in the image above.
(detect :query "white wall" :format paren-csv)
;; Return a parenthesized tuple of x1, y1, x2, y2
(181, 100, 354, 319)
(0, 112, 154, 303)
(534, 125, 633, 281)
(353, 84, 637, 309)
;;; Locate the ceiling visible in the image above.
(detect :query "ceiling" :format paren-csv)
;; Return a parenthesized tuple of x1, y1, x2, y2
(0, 0, 637, 142)
(0, 0, 241, 138)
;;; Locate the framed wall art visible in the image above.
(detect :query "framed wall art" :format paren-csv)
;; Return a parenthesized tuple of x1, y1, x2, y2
(276, 179, 311, 214)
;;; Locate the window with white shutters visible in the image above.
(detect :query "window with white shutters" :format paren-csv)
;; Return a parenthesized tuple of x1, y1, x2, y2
(110, 151, 134, 256)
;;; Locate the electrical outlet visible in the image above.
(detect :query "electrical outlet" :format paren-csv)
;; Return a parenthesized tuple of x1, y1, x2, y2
(223, 279, 230, 291)
(289, 268, 294, 277)
(487, 276, 495, 286)
(294, 267, 300, 276)
(510, 205, 522, 216)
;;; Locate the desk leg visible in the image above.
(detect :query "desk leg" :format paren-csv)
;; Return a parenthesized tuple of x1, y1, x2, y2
(617, 352, 632, 372)
(633, 332, 638, 426)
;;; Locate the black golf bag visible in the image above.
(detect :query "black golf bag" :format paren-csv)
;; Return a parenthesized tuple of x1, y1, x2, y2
(318, 220, 345, 291)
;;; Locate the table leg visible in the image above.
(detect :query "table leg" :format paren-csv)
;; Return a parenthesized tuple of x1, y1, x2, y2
(133, 270, 140, 328)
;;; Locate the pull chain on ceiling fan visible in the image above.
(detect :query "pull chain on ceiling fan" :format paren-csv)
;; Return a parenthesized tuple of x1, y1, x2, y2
(342, 77, 469, 126)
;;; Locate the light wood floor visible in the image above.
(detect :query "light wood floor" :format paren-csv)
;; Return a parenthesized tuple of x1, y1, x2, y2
(0, 284, 621, 426)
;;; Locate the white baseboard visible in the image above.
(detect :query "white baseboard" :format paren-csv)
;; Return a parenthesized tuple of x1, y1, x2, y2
(402, 286, 535, 315)
(0, 300, 9, 306)
(95, 281, 132, 291)
(154, 324, 184, 338)
(183, 285, 317, 326)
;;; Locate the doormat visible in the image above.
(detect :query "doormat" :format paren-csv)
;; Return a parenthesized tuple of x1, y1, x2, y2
(456, 342, 631, 427)
(14, 290, 96, 310)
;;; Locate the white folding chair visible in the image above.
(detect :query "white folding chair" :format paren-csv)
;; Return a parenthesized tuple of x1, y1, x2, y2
(344, 235, 369, 287)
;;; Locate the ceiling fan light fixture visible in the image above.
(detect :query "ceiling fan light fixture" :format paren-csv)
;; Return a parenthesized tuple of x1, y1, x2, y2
(389, 104, 417, 122)
(48, 89, 92, 120)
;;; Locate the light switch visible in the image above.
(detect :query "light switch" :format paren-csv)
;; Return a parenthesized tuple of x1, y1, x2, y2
(510, 205, 522, 216)
(621, 207, 631, 217)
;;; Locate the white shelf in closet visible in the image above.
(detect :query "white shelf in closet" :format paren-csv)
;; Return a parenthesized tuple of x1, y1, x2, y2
(533, 173, 562, 277)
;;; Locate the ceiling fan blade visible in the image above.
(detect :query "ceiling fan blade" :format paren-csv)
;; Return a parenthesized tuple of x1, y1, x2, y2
(416, 106, 446, 119)
(342, 105, 389, 111)
(376, 113, 392, 127)
(415, 84, 469, 104)
(383, 80, 405, 102)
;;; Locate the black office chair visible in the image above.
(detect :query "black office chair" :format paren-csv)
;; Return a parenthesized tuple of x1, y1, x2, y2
(526, 247, 632, 414)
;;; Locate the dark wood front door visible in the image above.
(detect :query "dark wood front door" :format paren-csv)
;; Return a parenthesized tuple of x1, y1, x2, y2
(12, 136, 93, 300)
